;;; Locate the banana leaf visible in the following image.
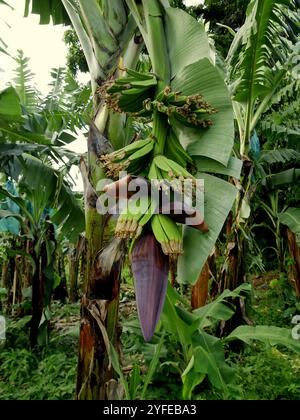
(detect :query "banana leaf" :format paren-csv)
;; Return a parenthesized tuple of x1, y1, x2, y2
(279, 208, 300, 246)
(171, 58, 234, 166)
(164, 7, 212, 78)
(178, 173, 238, 285)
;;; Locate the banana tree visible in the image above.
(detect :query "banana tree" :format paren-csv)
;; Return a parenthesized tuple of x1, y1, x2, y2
(92, 0, 237, 396)
(0, 154, 85, 346)
(253, 148, 300, 295)
(21, 0, 143, 399)
(23, 0, 237, 399)
(222, 0, 300, 290)
(0, 57, 86, 345)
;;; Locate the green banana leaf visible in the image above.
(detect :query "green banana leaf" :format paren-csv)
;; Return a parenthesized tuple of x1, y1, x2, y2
(0, 216, 20, 235)
(195, 156, 242, 179)
(164, 7, 212, 78)
(24, 0, 70, 25)
(0, 125, 52, 145)
(279, 208, 300, 246)
(193, 284, 251, 329)
(0, 154, 85, 243)
(227, 0, 299, 104)
(270, 168, 300, 187)
(181, 358, 205, 400)
(193, 331, 235, 394)
(0, 187, 35, 228)
(178, 173, 238, 285)
(22, 154, 85, 243)
(171, 58, 234, 166)
(259, 149, 300, 165)
(0, 87, 22, 122)
(226, 325, 300, 355)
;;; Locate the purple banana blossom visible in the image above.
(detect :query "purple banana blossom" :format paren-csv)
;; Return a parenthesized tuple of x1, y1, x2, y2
(131, 233, 169, 341)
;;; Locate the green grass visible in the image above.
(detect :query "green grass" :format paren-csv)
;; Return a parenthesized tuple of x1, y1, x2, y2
(0, 302, 79, 401)
(0, 275, 299, 400)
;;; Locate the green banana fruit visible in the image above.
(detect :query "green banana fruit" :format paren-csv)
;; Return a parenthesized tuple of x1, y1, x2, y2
(151, 214, 183, 257)
(128, 141, 154, 161)
(125, 68, 156, 81)
(153, 155, 193, 180)
(104, 68, 157, 114)
(101, 138, 155, 178)
(116, 197, 156, 239)
(165, 131, 193, 168)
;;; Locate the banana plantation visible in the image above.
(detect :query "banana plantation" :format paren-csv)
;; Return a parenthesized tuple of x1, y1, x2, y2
(1, 0, 300, 402)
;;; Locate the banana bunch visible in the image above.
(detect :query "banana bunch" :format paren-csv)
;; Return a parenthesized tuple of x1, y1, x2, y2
(164, 130, 193, 168)
(104, 68, 157, 113)
(149, 155, 196, 202)
(101, 137, 155, 178)
(141, 86, 217, 128)
(149, 155, 193, 181)
(157, 86, 218, 128)
(151, 215, 183, 258)
(116, 197, 156, 239)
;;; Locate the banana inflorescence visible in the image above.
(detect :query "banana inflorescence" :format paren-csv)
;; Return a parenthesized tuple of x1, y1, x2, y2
(100, 67, 209, 263)
(99, 65, 212, 342)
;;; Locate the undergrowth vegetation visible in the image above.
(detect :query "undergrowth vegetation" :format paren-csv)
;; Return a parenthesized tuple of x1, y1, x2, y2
(1, 277, 299, 401)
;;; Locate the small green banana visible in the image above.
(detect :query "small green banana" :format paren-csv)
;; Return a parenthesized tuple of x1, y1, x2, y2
(128, 141, 154, 162)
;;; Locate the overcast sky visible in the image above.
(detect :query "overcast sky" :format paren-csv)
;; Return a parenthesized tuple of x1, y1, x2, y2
(0, 0, 68, 92)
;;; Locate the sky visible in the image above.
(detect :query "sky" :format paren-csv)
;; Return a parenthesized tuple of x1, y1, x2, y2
(0, 0, 68, 92)
(0, 0, 203, 189)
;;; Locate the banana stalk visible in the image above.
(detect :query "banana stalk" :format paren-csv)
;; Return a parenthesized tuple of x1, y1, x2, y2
(65, 0, 146, 400)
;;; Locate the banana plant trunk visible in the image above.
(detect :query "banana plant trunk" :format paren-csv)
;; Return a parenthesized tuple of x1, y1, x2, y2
(223, 159, 253, 291)
(191, 261, 210, 309)
(69, 252, 79, 303)
(69, 236, 85, 302)
(287, 229, 300, 298)
(1, 261, 9, 290)
(30, 239, 45, 348)
(76, 116, 121, 400)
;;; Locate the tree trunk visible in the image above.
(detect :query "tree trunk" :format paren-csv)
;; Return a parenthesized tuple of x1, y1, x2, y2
(224, 232, 245, 291)
(1, 261, 8, 289)
(76, 259, 121, 399)
(76, 123, 122, 400)
(191, 261, 210, 309)
(287, 229, 300, 298)
(30, 243, 44, 348)
(69, 250, 79, 303)
(24, 240, 33, 289)
(53, 256, 69, 303)
(69, 236, 84, 303)
(222, 159, 254, 292)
